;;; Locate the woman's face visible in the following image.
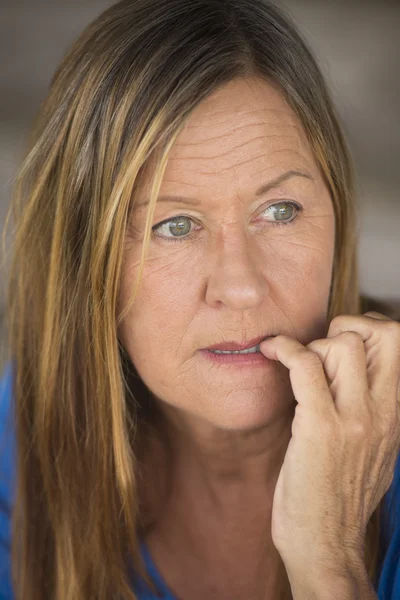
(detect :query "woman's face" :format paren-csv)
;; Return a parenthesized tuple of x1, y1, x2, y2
(118, 76, 335, 431)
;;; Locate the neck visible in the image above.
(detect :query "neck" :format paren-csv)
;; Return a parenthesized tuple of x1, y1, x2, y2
(139, 401, 296, 599)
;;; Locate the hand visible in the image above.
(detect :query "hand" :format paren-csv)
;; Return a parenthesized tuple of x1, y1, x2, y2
(259, 312, 400, 579)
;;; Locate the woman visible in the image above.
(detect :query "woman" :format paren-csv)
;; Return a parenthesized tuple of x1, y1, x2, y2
(0, 0, 400, 598)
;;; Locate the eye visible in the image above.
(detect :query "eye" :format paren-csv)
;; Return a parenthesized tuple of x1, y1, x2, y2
(260, 201, 301, 225)
(151, 201, 302, 243)
(151, 216, 200, 242)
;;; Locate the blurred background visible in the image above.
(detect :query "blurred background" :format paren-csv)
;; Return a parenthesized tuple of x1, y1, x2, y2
(0, 0, 399, 372)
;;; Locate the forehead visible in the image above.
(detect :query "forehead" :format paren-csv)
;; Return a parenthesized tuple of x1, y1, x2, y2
(141, 77, 322, 199)
(178, 78, 312, 157)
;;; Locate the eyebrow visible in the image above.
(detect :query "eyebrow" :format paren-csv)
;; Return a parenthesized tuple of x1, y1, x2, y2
(134, 169, 313, 209)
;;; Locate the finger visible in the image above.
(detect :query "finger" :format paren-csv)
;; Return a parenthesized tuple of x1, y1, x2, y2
(306, 333, 368, 418)
(327, 314, 400, 402)
(363, 311, 393, 321)
(259, 335, 334, 415)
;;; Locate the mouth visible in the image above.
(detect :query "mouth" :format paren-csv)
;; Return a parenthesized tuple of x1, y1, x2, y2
(205, 334, 276, 354)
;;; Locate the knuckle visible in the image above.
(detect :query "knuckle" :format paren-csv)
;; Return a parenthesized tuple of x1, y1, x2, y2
(306, 339, 325, 353)
(338, 331, 364, 349)
(300, 350, 322, 371)
(329, 315, 347, 333)
(349, 419, 369, 439)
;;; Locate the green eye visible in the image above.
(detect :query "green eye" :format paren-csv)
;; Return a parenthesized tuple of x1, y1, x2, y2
(264, 202, 296, 222)
(168, 217, 191, 236)
(151, 201, 302, 243)
(153, 216, 193, 239)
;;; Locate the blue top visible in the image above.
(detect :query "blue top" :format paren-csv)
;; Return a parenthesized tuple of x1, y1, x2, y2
(1, 360, 400, 599)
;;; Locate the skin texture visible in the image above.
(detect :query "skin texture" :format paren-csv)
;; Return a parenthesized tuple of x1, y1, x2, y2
(118, 76, 336, 599)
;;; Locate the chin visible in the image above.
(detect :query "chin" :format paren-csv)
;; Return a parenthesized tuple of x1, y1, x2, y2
(203, 390, 296, 432)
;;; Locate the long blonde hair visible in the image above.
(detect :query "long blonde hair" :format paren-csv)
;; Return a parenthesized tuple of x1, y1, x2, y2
(1, 0, 382, 598)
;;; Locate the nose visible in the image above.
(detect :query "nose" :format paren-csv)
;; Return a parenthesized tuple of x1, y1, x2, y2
(205, 227, 270, 310)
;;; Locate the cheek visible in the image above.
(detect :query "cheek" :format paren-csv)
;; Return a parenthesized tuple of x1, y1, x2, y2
(131, 246, 198, 314)
(265, 233, 334, 340)
(271, 234, 333, 292)
(117, 258, 194, 362)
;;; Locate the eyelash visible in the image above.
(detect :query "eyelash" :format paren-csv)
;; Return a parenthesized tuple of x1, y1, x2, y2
(151, 201, 303, 243)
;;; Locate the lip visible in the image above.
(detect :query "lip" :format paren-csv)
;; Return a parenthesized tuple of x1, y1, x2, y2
(200, 350, 271, 367)
(205, 335, 275, 352)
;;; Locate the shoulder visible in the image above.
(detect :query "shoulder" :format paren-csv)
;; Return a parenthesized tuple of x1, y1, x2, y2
(0, 361, 16, 484)
(0, 360, 16, 600)
(0, 360, 16, 504)
(0, 361, 15, 425)
(376, 448, 400, 598)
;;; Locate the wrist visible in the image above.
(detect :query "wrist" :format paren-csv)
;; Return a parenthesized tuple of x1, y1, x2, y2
(287, 556, 377, 600)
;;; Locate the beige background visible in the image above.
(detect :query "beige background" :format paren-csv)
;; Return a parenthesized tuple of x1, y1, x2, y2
(0, 0, 399, 370)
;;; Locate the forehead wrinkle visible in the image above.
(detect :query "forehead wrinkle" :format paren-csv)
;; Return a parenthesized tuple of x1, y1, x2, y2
(173, 132, 303, 157)
(168, 134, 313, 171)
(177, 118, 303, 149)
(170, 149, 316, 183)
(172, 119, 312, 167)
(184, 117, 300, 141)
(187, 99, 300, 127)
